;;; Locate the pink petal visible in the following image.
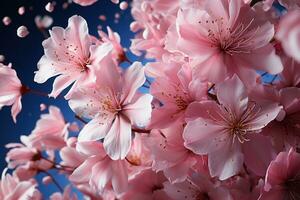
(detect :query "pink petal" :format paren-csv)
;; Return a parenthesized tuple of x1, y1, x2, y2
(183, 118, 228, 154)
(122, 62, 146, 104)
(242, 134, 275, 176)
(69, 156, 99, 183)
(216, 74, 248, 119)
(78, 118, 112, 142)
(122, 94, 152, 127)
(103, 115, 132, 160)
(237, 45, 283, 75)
(111, 160, 128, 194)
(49, 75, 75, 98)
(247, 102, 281, 131)
(76, 141, 106, 157)
(11, 96, 22, 123)
(209, 141, 244, 180)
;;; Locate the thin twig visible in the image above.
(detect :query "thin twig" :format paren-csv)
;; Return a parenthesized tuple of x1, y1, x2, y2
(41, 170, 64, 192)
(75, 115, 88, 124)
(142, 84, 150, 89)
(132, 128, 151, 134)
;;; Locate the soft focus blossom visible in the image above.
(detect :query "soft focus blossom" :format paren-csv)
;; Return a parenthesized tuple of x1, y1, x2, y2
(29, 106, 70, 150)
(0, 169, 41, 200)
(5, 135, 53, 180)
(183, 75, 281, 180)
(276, 10, 300, 63)
(260, 148, 300, 200)
(278, 56, 300, 88)
(0, 63, 23, 122)
(35, 15, 53, 29)
(263, 87, 300, 151)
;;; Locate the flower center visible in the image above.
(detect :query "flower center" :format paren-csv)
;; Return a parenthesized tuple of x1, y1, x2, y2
(229, 122, 249, 143)
(195, 192, 210, 200)
(202, 17, 257, 55)
(284, 175, 300, 200)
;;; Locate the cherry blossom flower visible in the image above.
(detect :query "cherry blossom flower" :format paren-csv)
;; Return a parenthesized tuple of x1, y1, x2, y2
(125, 134, 152, 175)
(35, 15, 53, 29)
(145, 124, 199, 183)
(260, 148, 300, 200)
(149, 64, 207, 129)
(34, 15, 112, 98)
(263, 87, 300, 151)
(0, 63, 23, 123)
(69, 141, 128, 195)
(98, 27, 126, 63)
(276, 10, 300, 63)
(130, 1, 175, 60)
(68, 57, 152, 160)
(0, 169, 41, 200)
(183, 75, 281, 180)
(29, 106, 70, 150)
(277, 56, 300, 88)
(166, 0, 283, 82)
(72, 0, 98, 6)
(5, 135, 54, 180)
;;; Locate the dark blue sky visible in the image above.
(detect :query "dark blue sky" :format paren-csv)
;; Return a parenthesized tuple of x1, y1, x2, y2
(0, 0, 134, 197)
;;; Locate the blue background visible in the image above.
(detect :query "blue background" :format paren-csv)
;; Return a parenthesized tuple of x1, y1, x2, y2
(0, 0, 135, 197)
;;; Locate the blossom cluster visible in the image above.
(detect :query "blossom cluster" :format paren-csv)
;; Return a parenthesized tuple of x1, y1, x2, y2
(1, 0, 300, 199)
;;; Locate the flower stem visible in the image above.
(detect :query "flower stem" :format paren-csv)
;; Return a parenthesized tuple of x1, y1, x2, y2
(41, 170, 64, 192)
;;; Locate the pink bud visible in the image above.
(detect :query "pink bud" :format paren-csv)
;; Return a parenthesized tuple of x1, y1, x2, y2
(17, 26, 29, 38)
(40, 103, 47, 111)
(2, 17, 11, 26)
(18, 7, 25, 15)
(119, 1, 128, 10)
(45, 2, 54, 12)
